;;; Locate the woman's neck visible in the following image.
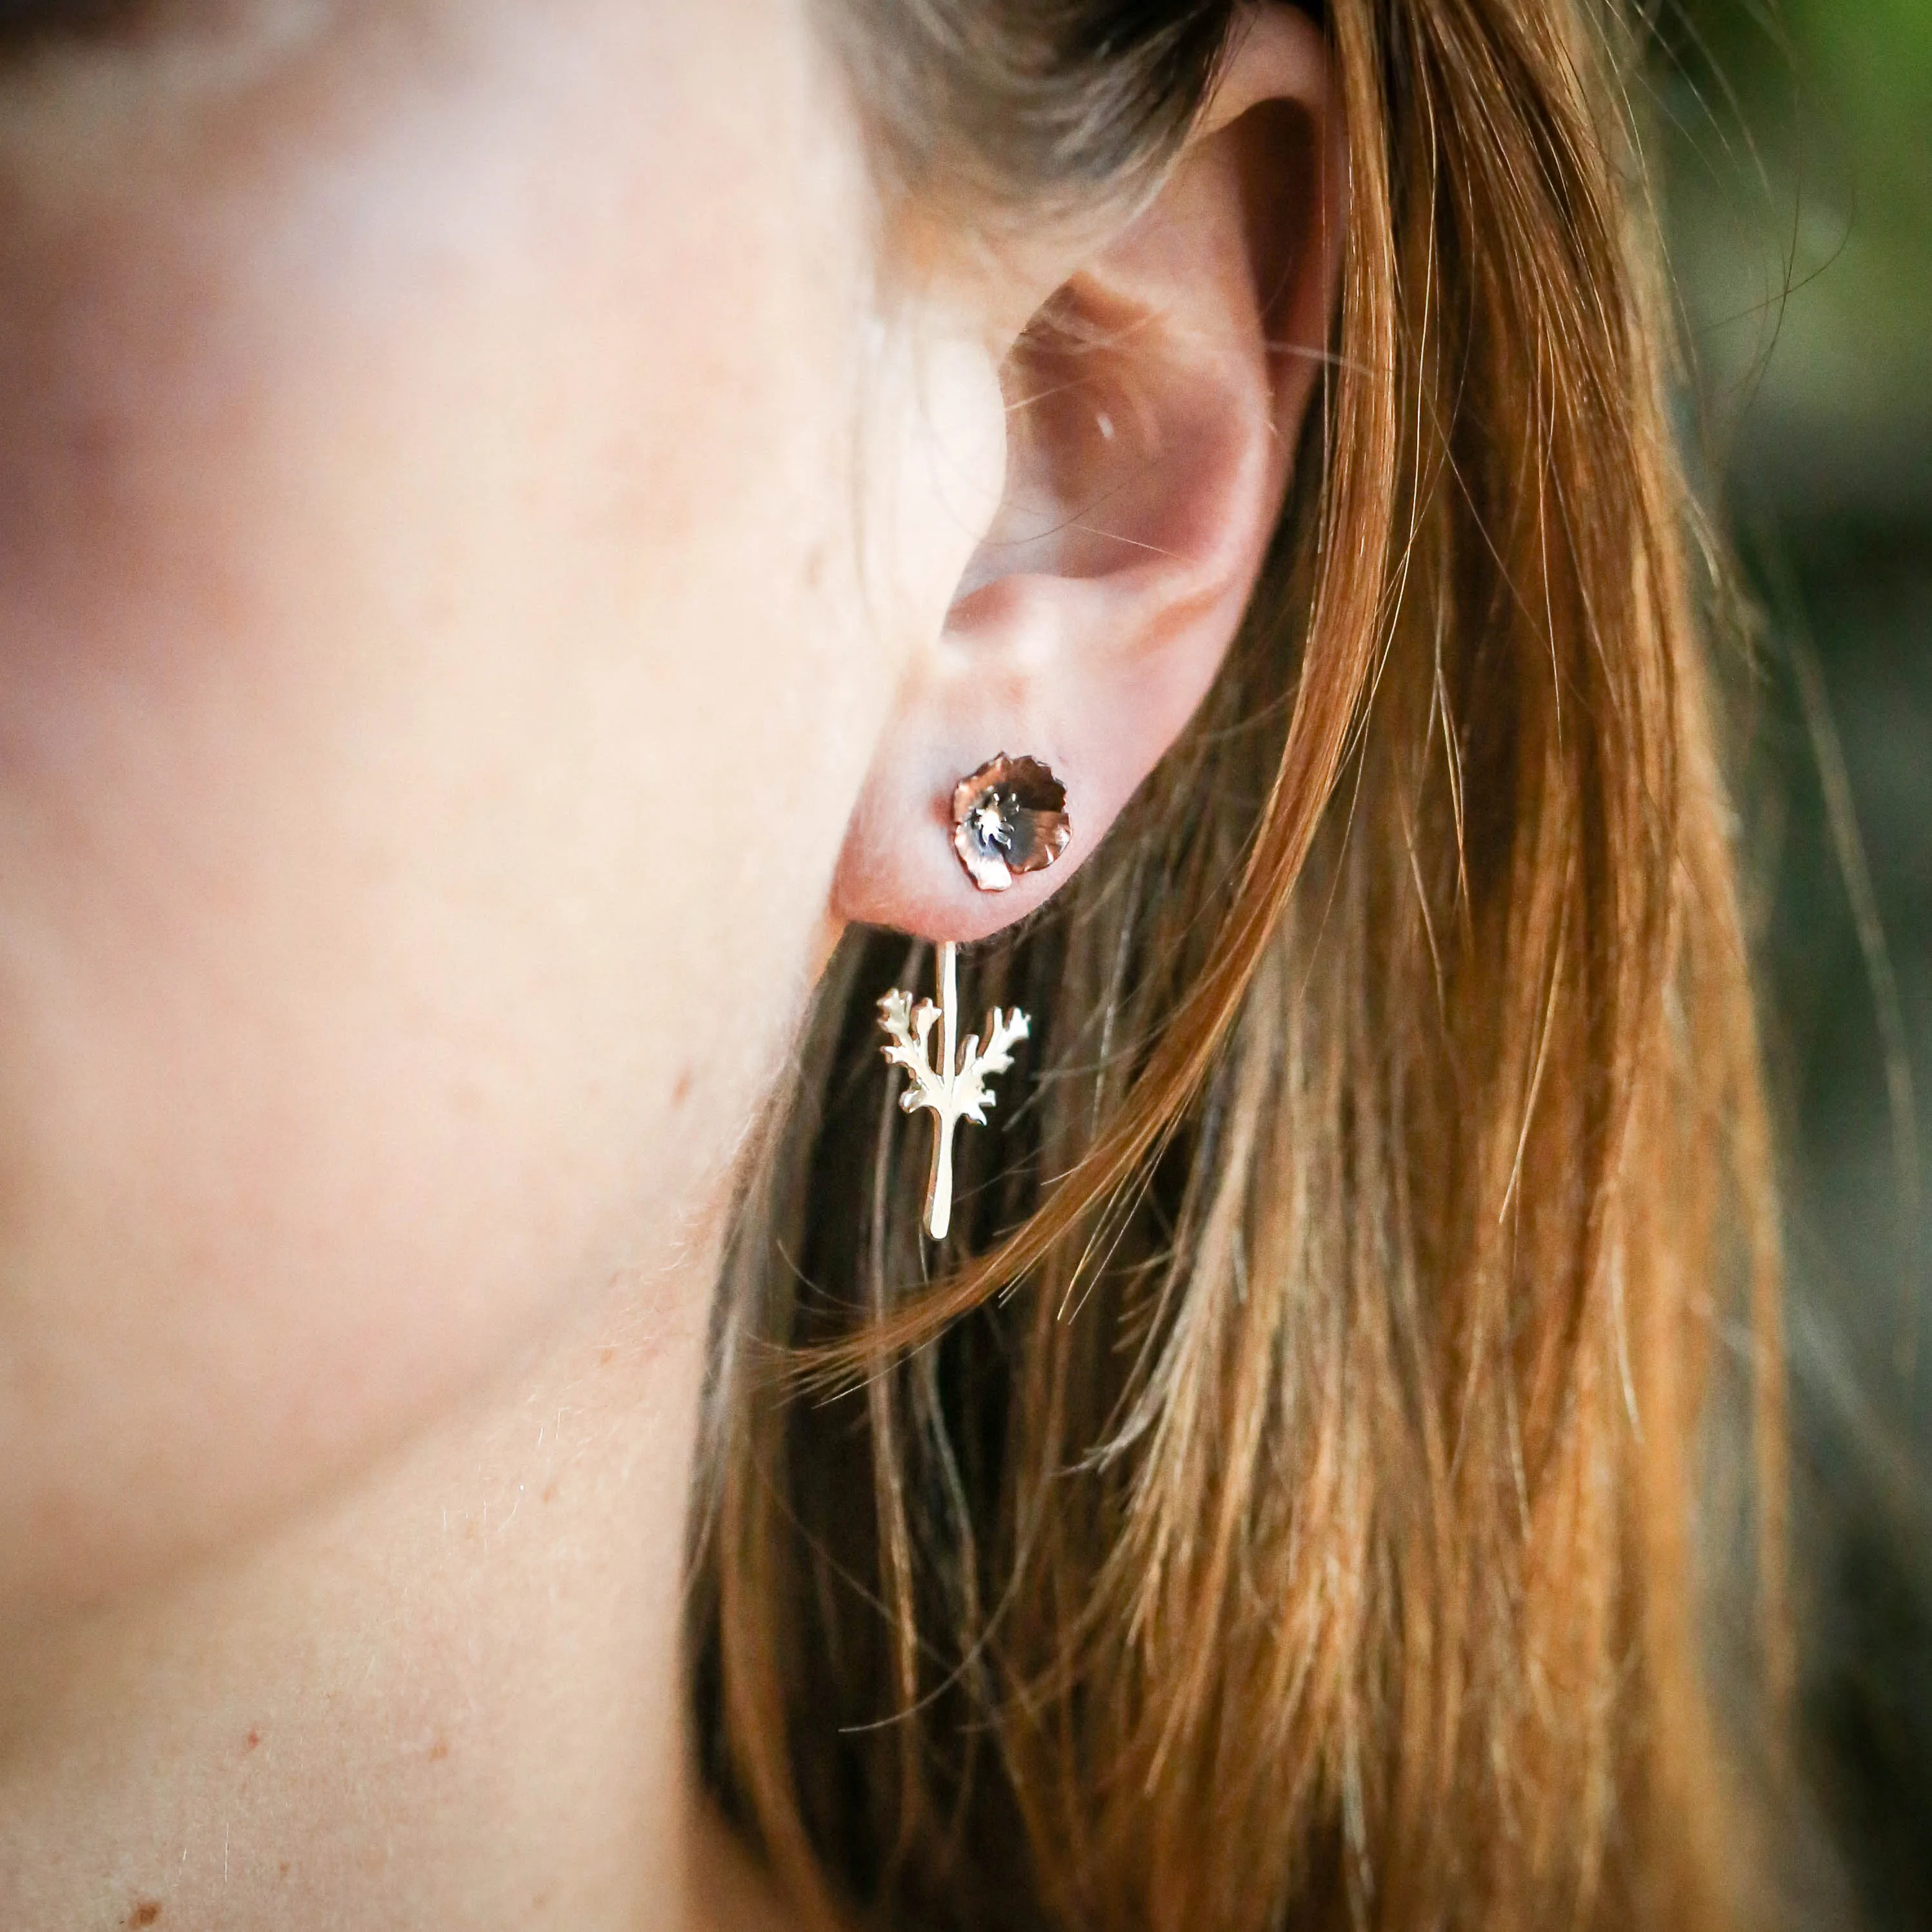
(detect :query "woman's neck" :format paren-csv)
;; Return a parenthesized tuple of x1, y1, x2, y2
(0, 1244, 768, 1932)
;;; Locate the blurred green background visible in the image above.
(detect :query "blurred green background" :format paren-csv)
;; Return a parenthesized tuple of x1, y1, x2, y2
(1656, 0, 1932, 1921)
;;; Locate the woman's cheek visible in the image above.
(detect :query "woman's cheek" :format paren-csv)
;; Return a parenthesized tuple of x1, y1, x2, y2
(0, 0, 881, 1611)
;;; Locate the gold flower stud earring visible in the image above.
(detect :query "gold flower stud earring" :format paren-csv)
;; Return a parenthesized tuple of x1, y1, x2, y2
(949, 753, 1070, 892)
(874, 756, 1070, 1239)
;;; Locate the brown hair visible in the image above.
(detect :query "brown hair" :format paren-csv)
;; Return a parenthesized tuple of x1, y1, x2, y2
(695, 3, 1785, 1927)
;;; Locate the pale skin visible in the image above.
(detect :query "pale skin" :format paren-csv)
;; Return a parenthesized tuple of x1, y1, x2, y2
(0, 2, 1341, 1926)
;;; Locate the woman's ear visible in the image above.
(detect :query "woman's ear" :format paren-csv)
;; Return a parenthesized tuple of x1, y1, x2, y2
(832, 4, 1343, 942)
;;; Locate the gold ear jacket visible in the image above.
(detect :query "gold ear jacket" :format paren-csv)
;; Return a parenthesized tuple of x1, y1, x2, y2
(877, 942, 1026, 1240)
(874, 756, 1069, 1240)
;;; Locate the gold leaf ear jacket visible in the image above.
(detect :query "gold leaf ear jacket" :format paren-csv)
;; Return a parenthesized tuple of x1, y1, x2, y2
(875, 756, 1071, 1240)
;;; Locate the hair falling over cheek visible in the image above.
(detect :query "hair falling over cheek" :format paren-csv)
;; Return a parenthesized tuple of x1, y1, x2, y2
(695, 3, 1785, 1929)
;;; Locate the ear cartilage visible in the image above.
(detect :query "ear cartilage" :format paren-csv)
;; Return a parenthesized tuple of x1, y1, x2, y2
(876, 941, 1030, 1241)
(950, 753, 1071, 893)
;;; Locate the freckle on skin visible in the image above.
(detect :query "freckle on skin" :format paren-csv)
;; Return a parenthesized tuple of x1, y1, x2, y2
(428, 1737, 450, 1763)
(598, 1348, 614, 1366)
(244, 1728, 261, 1751)
(541, 1481, 558, 1504)
(671, 1066, 695, 1106)
(126, 1904, 162, 1929)
(278, 1862, 291, 1881)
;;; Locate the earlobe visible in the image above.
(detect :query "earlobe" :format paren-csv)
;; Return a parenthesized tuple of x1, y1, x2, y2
(832, 3, 1342, 944)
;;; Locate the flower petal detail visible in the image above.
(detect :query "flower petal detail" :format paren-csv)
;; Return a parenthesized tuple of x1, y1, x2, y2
(950, 754, 1071, 893)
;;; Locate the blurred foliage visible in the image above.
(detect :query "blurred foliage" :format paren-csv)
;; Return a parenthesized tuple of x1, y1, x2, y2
(1658, 0, 1932, 510)
(1651, 1, 1932, 1924)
